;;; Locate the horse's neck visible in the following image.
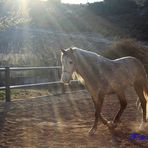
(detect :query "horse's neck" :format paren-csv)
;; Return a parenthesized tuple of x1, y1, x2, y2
(74, 50, 99, 86)
(74, 49, 112, 91)
(75, 50, 90, 76)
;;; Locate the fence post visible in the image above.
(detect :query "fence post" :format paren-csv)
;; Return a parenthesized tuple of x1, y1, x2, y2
(61, 83, 65, 94)
(5, 67, 11, 102)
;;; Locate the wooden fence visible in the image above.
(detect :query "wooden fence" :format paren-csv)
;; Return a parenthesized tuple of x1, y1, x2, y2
(0, 66, 81, 102)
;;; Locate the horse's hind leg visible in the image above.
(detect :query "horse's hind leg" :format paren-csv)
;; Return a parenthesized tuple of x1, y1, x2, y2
(111, 91, 127, 128)
(134, 83, 146, 124)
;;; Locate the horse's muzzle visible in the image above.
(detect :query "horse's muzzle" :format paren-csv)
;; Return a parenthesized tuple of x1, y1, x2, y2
(61, 77, 70, 84)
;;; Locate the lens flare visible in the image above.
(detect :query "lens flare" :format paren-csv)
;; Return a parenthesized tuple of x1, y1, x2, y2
(18, 0, 29, 16)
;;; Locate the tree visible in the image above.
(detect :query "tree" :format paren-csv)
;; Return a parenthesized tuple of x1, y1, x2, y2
(134, 0, 146, 6)
(47, 0, 61, 4)
(104, 0, 137, 14)
(143, 0, 148, 6)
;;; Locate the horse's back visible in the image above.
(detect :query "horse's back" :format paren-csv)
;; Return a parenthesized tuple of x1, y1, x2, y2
(113, 56, 146, 82)
(114, 56, 144, 73)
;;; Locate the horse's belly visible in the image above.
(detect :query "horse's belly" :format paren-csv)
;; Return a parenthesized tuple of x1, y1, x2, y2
(106, 77, 133, 94)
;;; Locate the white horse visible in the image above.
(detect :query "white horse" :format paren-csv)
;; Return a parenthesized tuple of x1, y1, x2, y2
(60, 47, 148, 135)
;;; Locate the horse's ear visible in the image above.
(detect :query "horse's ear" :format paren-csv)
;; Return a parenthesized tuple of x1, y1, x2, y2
(70, 48, 73, 53)
(61, 49, 66, 54)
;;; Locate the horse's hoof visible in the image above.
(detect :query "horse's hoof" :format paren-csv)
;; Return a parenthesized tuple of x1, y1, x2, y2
(139, 122, 147, 131)
(88, 128, 96, 136)
(107, 121, 117, 129)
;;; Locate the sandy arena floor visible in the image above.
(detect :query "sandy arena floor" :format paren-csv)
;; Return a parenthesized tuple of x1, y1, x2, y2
(0, 89, 148, 148)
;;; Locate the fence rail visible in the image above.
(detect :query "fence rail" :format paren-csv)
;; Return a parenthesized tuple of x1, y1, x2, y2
(9, 66, 61, 71)
(0, 66, 67, 102)
(0, 68, 5, 71)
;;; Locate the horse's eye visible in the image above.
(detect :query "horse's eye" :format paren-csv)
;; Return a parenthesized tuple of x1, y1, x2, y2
(69, 61, 73, 64)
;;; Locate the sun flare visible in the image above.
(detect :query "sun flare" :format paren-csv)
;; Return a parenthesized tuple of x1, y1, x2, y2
(62, 0, 87, 4)
(17, 0, 29, 16)
(62, 0, 102, 4)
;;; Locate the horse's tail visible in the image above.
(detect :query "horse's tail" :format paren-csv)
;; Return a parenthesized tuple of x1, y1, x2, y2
(143, 77, 148, 119)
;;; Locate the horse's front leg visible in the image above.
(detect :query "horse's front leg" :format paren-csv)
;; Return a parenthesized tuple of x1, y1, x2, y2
(88, 102, 99, 135)
(89, 93, 108, 135)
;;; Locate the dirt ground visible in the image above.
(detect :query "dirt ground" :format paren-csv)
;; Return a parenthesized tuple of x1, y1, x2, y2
(0, 88, 148, 148)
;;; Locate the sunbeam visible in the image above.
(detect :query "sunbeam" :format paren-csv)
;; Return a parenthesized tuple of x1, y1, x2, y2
(62, 0, 103, 4)
(14, 0, 29, 17)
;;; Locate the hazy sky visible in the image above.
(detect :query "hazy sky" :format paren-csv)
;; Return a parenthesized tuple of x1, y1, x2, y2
(62, 0, 103, 4)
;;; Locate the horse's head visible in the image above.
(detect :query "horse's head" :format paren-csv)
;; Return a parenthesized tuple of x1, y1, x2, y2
(60, 48, 75, 84)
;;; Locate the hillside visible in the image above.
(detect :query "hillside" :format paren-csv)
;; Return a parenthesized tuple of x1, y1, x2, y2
(0, 1, 147, 67)
(0, 2, 117, 66)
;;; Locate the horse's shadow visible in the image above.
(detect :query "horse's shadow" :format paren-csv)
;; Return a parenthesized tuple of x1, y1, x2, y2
(109, 126, 148, 148)
(0, 102, 11, 132)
